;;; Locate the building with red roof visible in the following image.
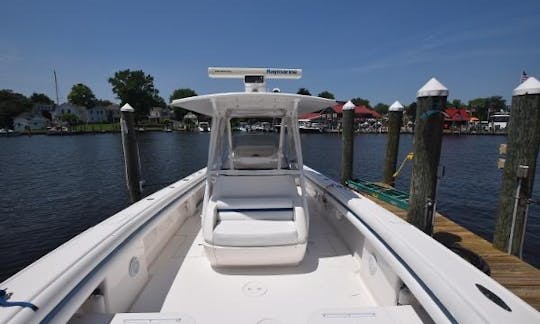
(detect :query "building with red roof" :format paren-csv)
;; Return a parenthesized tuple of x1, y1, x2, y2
(444, 107, 471, 130)
(330, 103, 382, 119)
(298, 102, 382, 131)
(298, 112, 323, 121)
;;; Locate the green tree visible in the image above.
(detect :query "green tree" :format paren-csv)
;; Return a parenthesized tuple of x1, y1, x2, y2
(297, 88, 311, 96)
(374, 103, 389, 115)
(68, 83, 97, 108)
(446, 99, 464, 108)
(0, 89, 31, 128)
(406, 102, 417, 122)
(108, 69, 162, 120)
(486, 96, 507, 111)
(468, 96, 507, 121)
(170, 88, 198, 120)
(153, 96, 167, 108)
(317, 90, 335, 99)
(30, 93, 54, 105)
(351, 97, 371, 107)
(96, 99, 114, 106)
(60, 113, 81, 127)
(170, 88, 197, 102)
(468, 97, 486, 119)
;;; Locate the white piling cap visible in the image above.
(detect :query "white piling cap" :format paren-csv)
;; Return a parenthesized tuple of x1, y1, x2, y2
(417, 77, 449, 98)
(121, 103, 135, 112)
(513, 77, 540, 96)
(343, 100, 356, 110)
(389, 100, 404, 112)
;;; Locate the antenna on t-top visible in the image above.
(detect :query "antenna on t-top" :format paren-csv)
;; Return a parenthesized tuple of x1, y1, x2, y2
(208, 67, 302, 93)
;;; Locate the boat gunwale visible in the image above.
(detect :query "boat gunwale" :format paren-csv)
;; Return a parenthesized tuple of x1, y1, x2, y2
(304, 166, 539, 324)
(1, 171, 206, 324)
(44, 176, 205, 322)
(303, 169, 456, 324)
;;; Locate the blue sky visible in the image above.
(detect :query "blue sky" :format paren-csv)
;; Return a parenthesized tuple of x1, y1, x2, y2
(1, 0, 539, 106)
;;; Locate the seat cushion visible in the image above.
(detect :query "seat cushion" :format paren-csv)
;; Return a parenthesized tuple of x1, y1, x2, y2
(216, 198, 293, 209)
(213, 220, 298, 247)
(218, 209, 293, 221)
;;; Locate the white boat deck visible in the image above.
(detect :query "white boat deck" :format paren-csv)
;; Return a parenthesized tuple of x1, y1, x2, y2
(122, 207, 421, 323)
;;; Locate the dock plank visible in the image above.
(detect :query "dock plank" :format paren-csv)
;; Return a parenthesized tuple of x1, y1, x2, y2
(363, 194, 540, 311)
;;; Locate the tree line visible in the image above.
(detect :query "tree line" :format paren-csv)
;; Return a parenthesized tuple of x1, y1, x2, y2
(0, 69, 509, 128)
(0, 69, 197, 127)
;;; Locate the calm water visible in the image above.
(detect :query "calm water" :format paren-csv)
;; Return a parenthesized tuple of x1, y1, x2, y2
(0, 132, 538, 281)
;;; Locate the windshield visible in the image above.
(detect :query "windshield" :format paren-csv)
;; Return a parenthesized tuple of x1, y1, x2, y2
(206, 117, 297, 171)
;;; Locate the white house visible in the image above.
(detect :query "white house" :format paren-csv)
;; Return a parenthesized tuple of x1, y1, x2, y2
(104, 104, 120, 122)
(32, 103, 55, 114)
(148, 107, 172, 122)
(13, 112, 49, 132)
(87, 106, 108, 123)
(52, 103, 88, 123)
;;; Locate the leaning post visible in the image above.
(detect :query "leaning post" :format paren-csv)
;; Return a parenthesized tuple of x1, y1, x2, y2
(407, 78, 448, 234)
(493, 77, 540, 255)
(382, 100, 404, 186)
(340, 100, 356, 185)
(120, 103, 142, 202)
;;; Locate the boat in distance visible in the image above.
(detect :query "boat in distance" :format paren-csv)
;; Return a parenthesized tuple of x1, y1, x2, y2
(0, 67, 538, 323)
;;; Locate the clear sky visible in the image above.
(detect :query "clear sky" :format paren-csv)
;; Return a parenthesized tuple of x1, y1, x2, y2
(1, 0, 539, 106)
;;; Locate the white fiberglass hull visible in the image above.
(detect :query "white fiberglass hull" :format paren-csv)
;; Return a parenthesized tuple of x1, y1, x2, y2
(0, 167, 538, 324)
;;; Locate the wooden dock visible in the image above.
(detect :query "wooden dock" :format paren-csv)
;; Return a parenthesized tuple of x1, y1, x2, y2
(364, 194, 540, 311)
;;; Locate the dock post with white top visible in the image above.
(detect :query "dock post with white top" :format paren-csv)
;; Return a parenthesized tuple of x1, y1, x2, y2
(120, 103, 142, 202)
(407, 78, 448, 234)
(382, 100, 404, 186)
(340, 100, 355, 185)
(493, 77, 540, 256)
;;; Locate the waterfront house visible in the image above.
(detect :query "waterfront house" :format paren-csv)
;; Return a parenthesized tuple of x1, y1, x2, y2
(104, 104, 120, 122)
(148, 107, 173, 123)
(315, 103, 381, 130)
(87, 106, 108, 123)
(52, 103, 89, 123)
(332, 103, 382, 120)
(13, 112, 49, 132)
(184, 112, 198, 121)
(298, 112, 324, 123)
(443, 107, 470, 131)
(32, 103, 55, 114)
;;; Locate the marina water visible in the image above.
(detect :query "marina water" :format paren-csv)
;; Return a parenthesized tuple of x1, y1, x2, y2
(1, 132, 538, 281)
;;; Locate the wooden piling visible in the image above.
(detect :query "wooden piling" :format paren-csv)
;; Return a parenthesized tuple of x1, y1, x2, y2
(493, 77, 540, 255)
(407, 78, 448, 234)
(120, 103, 142, 202)
(383, 101, 404, 186)
(340, 100, 355, 185)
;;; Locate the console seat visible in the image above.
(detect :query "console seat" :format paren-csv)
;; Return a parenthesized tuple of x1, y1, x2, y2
(202, 175, 308, 267)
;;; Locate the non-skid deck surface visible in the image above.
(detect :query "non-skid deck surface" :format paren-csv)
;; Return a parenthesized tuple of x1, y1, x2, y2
(160, 211, 378, 323)
(130, 215, 202, 312)
(363, 194, 540, 311)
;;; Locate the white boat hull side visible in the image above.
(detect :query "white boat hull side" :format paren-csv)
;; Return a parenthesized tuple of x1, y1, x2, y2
(303, 166, 539, 324)
(0, 170, 206, 324)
